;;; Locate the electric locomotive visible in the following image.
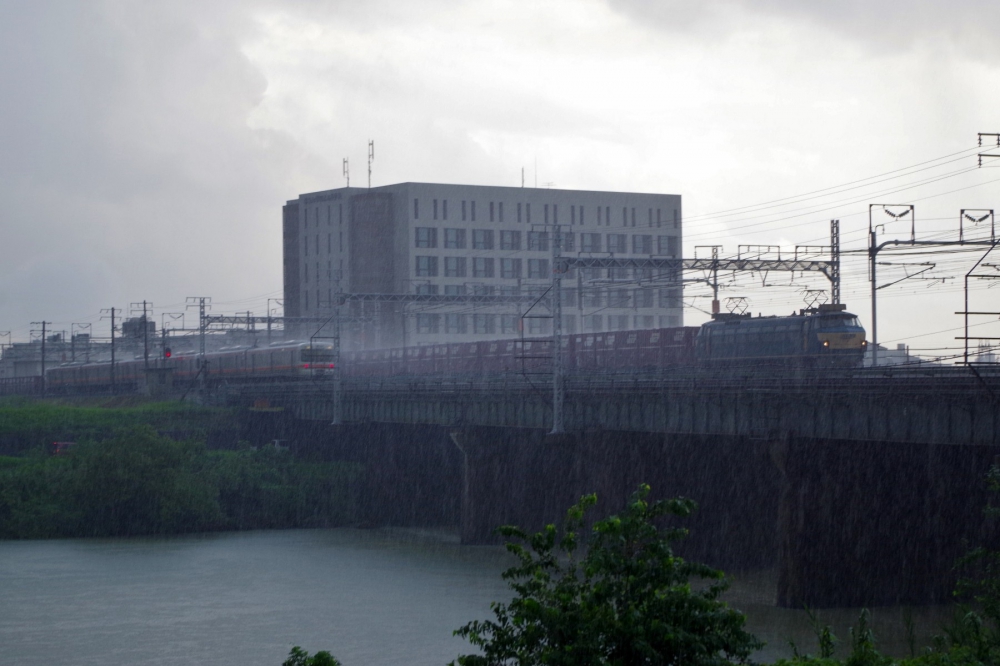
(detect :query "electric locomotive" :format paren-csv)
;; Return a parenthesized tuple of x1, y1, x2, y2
(694, 303, 866, 367)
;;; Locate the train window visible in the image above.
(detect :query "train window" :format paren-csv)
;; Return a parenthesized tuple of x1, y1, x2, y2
(585, 336, 594, 347)
(626, 333, 637, 344)
(489, 343, 497, 352)
(606, 335, 616, 345)
(301, 348, 335, 363)
(817, 315, 860, 328)
(650, 333, 660, 343)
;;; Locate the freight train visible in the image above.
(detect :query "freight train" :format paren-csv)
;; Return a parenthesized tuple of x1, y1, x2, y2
(43, 304, 866, 391)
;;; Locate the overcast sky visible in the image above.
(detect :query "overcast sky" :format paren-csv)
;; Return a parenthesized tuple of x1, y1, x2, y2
(2, 0, 999, 356)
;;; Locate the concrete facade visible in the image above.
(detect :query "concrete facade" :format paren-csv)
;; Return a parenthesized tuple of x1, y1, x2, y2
(283, 183, 683, 349)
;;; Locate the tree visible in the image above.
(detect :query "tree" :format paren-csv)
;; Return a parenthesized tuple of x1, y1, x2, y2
(282, 646, 341, 666)
(451, 484, 763, 666)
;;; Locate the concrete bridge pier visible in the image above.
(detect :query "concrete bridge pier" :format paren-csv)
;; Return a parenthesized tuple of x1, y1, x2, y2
(448, 427, 783, 571)
(774, 438, 1000, 608)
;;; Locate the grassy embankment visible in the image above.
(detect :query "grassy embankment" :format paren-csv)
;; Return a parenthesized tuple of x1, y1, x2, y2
(0, 398, 361, 539)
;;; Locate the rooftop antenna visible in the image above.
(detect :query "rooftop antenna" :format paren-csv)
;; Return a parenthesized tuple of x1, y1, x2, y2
(367, 140, 374, 189)
(343, 158, 349, 188)
(521, 167, 525, 188)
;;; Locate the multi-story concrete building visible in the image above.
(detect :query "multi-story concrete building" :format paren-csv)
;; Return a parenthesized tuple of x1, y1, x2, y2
(282, 183, 682, 349)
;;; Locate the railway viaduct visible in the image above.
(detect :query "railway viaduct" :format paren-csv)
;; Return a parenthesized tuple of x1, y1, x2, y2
(230, 369, 1000, 609)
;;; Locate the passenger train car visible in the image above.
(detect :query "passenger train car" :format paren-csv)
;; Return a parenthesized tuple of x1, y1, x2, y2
(694, 304, 866, 368)
(43, 305, 866, 392)
(45, 342, 336, 392)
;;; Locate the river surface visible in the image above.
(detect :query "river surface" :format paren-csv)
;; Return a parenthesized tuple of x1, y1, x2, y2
(0, 528, 953, 665)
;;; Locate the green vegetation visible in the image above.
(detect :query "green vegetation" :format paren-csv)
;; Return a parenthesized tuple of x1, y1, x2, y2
(0, 397, 235, 455)
(283, 646, 341, 666)
(451, 484, 762, 666)
(0, 425, 360, 538)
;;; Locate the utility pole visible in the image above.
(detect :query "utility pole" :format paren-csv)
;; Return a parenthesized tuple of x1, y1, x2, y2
(186, 297, 211, 391)
(550, 225, 564, 435)
(869, 204, 914, 367)
(830, 220, 841, 305)
(31, 321, 50, 394)
(367, 140, 374, 189)
(143, 301, 150, 371)
(101, 308, 117, 392)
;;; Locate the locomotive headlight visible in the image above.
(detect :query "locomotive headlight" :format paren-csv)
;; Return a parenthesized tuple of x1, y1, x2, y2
(822, 340, 829, 347)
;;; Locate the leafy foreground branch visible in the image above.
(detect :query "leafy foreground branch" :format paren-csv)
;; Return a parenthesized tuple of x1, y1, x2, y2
(451, 484, 762, 666)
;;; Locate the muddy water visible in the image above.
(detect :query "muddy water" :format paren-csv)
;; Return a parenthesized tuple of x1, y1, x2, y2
(0, 528, 953, 665)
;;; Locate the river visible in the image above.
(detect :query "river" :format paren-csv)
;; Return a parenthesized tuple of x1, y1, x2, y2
(0, 528, 953, 665)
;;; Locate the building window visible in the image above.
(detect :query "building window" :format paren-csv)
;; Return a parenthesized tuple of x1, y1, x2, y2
(597, 206, 602, 226)
(500, 258, 522, 279)
(416, 314, 439, 334)
(607, 234, 627, 253)
(462, 201, 467, 221)
(500, 315, 519, 334)
(623, 207, 628, 226)
(527, 318, 548, 335)
(561, 288, 577, 307)
(631, 207, 636, 227)
(433, 199, 438, 220)
(443, 200, 448, 220)
(571, 206, 576, 225)
(444, 256, 467, 277)
(528, 258, 550, 279)
(489, 201, 495, 222)
(415, 256, 438, 277)
(553, 204, 558, 224)
(526, 203, 531, 224)
(583, 315, 603, 332)
(304, 262, 309, 283)
(544, 204, 549, 224)
(471, 201, 476, 221)
(527, 231, 548, 251)
(304, 290, 309, 310)
(472, 229, 494, 250)
(500, 230, 521, 251)
(609, 315, 630, 331)
(415, 227, 437, 248)
(579, 205, 584, 226)
(517, 202, 522, 223)
(473, 257, 495, 278)
(648, 208, 653, 227)
(635, 288, 653, 308)
(304, 235, 309, 257)
(673, 209, 678, 229)
(415, 284, 438, 295)
(658, 288, 682, 308)
(414, 198, 419, 219)
(558, 231, 575, 252)
(632, 235, 652, 254)
(473, 314, 496, 335)
(634, 315, 654, 329)
(327, 234, 331, 253)
(444, 284, 466, 295)
(339, 231, 343, 252)
(445, 314, 467, 334)
(444, 228, 466, 249)
(498, 202, 504, 223)
(581, 233, 601, 253)
(656, 209, 662, 228)
(657, 235, 679, 257)
(609, 289, 630, 308)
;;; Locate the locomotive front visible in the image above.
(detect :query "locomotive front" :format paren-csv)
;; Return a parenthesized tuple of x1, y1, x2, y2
(806, 304, 867, 366)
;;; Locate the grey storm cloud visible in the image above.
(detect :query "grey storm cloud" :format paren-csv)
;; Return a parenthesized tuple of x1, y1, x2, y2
(0, 1, 322, 331)
(607, 0, 1000, 60)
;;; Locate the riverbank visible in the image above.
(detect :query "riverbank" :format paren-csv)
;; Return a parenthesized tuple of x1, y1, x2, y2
(0, 399, 361, 538)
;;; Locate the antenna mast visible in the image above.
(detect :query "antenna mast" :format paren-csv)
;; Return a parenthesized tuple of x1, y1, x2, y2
(367, 140, 374, 189)
(343, 158, 349, 188)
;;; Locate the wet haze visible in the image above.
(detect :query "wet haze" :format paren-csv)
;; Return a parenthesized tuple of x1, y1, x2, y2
(2, 0, 999, 352)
